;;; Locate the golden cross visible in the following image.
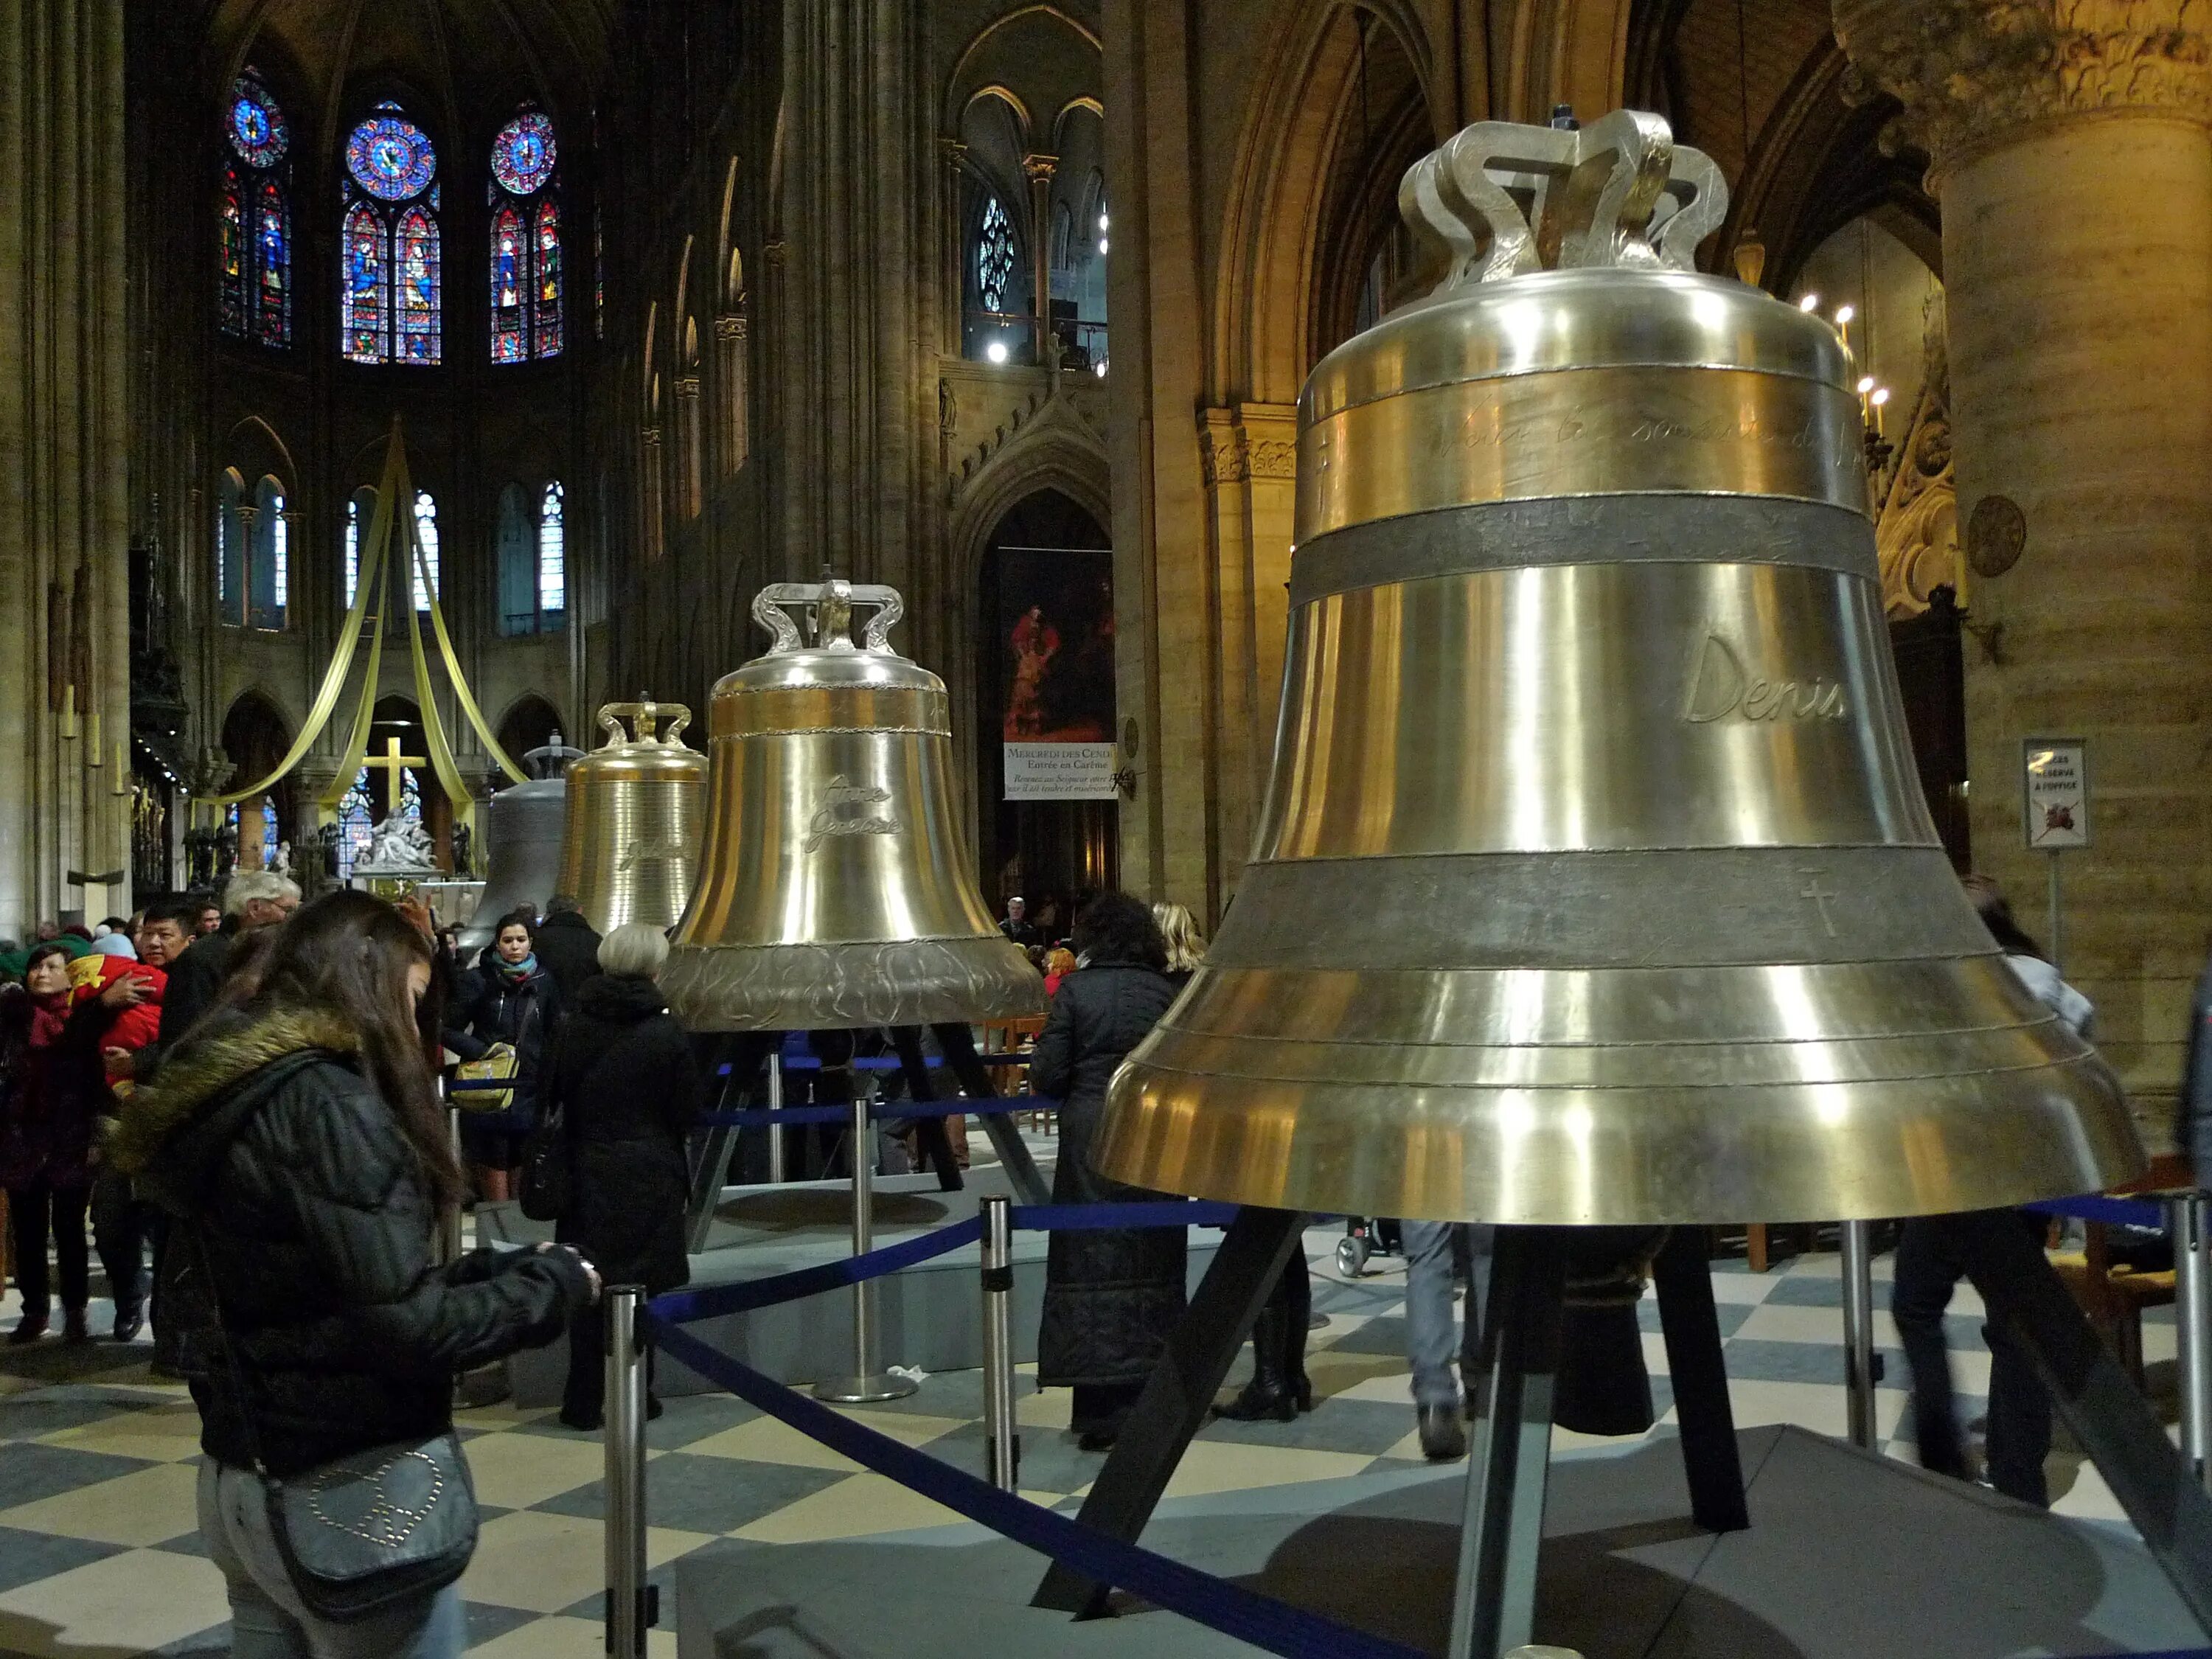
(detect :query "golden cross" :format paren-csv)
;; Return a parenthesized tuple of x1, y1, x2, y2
(366, 734, 427, 806)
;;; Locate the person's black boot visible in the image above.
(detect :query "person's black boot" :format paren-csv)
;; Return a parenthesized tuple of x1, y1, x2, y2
(1281, 1258, 1315, 1413)
(111, 1289, 145, 1344)
(1416, 1401, 1468, 1461)
(1215, 1309, 1296, 1422)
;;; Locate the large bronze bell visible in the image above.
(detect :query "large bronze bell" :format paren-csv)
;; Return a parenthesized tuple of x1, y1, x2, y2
(556, 701, 706, 936)
(458, 738, 580, 953)
(1096, 109, 2141, 1225)
(662, 577, 1045, 1031)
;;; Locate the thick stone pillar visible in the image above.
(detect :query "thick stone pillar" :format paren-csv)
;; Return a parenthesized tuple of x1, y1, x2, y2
(1837, 1, 2212, 1099)
(0, 1, 131, 932)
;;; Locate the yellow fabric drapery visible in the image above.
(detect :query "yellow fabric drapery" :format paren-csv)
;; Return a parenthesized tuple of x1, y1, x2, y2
(201, 418, 529, 831)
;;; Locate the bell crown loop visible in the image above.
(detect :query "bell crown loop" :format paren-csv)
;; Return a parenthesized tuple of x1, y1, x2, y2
(751, 577, 905, 657)
(596, 700, 695, 751)
(1399, 106, 1728, 295)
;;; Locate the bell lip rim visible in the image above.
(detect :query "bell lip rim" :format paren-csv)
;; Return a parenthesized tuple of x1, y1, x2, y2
(1089, 1057, 2143, 1225)
(1303, 268, 1851, 424)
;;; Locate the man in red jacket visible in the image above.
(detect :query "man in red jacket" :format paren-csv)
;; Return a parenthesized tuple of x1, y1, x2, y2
(75, 952, 165, 1341)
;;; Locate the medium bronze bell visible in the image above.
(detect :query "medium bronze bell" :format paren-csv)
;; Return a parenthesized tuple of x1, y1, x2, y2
(662, 578, 1045, 1032)
(556, 702, 706, 936)
(1096, 109, 2141, 1225)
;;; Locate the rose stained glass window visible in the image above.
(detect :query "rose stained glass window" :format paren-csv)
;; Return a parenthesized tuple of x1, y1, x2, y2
(347, 110, 437, 201)
(228, 75, 288, 167)
(491, 111, 557, 195)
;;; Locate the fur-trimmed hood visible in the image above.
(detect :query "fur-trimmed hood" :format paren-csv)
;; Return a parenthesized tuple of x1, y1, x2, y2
(107, 1006, 361, 1180)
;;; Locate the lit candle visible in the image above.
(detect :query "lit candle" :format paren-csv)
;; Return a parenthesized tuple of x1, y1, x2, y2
(1870, 386, 1891, 439)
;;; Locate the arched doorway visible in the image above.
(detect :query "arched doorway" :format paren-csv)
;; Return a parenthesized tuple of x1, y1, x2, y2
(978, 488, 1116, 939)
(218, 692, 294, 875)
(495, 694, 565, 767)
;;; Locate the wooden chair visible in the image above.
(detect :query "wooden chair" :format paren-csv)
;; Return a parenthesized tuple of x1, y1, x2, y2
(2048, 1154, 2186, 1388)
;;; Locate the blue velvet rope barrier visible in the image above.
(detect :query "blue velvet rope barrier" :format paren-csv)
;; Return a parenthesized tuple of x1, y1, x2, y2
(650, 1216, 986, 1324)
(698, 1096, 1046, 1131)
(651, 1319, 1430, 1659)
(2025, 1194, 2169, 1228)
(650, 1200, 1242, 1324)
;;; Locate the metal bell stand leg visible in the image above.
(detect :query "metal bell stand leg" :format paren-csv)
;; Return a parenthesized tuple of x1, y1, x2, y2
(816, 1085, 918, 1403)
(1034, 1219, 1750, 1641)
(1450, 1228, 1567, 1657)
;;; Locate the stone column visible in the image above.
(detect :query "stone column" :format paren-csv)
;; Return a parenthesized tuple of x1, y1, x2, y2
(1197, 403, 1299, 900)
(1023, 153, 1058, 368)
(0, 1, 130, 931)
(714, 313, 748, 474)
(1836, 1, 2212, 1100)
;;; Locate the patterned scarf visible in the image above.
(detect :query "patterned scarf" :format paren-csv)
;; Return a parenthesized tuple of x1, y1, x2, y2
(491, 952, 540, 984)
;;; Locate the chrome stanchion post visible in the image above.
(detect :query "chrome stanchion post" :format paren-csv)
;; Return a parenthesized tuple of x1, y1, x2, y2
(603, 1286, 653, 1657)
(1840, 1219, 1877, 1450)
(766, 1051, 786, 1186)
(2173, 1193, 2212, 1488)
(980, 1193, 1018, 1490)
(816, 1089, 917, 1402)
(442, 1096, 465, 1264)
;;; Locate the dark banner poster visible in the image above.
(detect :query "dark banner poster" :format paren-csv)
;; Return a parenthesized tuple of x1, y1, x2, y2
(997, 546, 1116, 799)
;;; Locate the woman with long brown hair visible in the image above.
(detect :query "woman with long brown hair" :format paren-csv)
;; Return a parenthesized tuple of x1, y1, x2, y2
(110, 891, 597, 1658)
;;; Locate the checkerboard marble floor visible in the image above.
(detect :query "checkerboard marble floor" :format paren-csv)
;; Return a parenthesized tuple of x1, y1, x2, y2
(0, 1223, 2176, 1657)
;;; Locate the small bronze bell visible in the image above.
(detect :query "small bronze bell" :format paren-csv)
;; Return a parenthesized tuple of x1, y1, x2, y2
(663, 578, 1044, 1031)
(1095, 109, 2140, 1225)
(556, 702, 706, 936)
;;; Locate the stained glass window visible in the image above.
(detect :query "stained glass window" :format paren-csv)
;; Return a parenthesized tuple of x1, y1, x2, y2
(216, 475, 244, 625)
(411, 490, 439, 611)
(976, 195, 1016, 313)
(487, 107, 561, 363)
(256, 180, 290, 346)
(344, 496, 360, 608)
(491, 111, 557, 195)
(495, 484, 533, 635)
(220, 73, 290, 346)
(339, 103, 438, 365)
(338, 768, 375, 880)
(248, 479, 287, 630)
(219, 169, 248, 335)
(341, 203, 386, 362)
(534, 198, 563, 358)
(539, 482, 566, 625)
(396, 207, 441, 363)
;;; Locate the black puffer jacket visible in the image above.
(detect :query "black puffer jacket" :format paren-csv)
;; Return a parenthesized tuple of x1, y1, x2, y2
(549, 974, 703, 1293)
(532, 911, 604, 1005)
(1032, 959, 1185, 1388)
(111, 1007, 593, 1475)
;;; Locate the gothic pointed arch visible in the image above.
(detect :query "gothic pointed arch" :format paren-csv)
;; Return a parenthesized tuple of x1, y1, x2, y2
(339, 100, 442, 365)
(490, 104, 563, 361)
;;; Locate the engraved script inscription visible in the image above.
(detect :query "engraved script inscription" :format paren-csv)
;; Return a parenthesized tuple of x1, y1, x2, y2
(1678, 631, 1847, 724)
(616, 835, 686, 873)
(803, 775, 901, 855)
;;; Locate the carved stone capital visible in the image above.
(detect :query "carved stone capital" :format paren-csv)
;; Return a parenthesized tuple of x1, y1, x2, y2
(1021, 151, 1059, 185)
(1198, 411, 1298, 486)
(675, 375, 702, 402)
(641, 426, 663, 451)
(715, 313, 747, 341)
(1834, 0, 2212, 178)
